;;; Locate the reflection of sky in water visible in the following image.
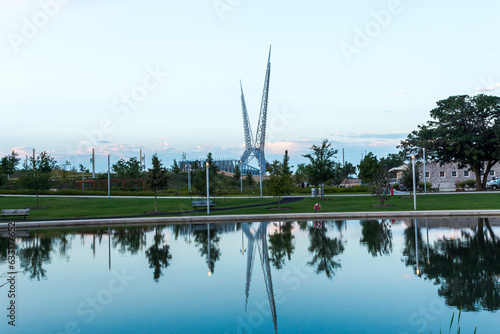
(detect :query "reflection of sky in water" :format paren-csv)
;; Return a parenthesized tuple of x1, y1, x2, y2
(0, 219, 499, 334)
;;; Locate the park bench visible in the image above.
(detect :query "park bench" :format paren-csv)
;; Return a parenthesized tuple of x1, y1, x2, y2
(1, 209, 30, 220)
(192, 200, 216, 209)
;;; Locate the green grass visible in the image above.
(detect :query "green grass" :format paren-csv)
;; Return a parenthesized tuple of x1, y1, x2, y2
(1, 193, 500, 220)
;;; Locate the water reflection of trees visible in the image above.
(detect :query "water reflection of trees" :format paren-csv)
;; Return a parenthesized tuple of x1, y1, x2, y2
(360, 220, 393, 257)
(308, 221, 345, 279)
(113, 227, 147, 254)
(194, 225, 221, 274)
(403, 218, 500, 311)
(18, 233, 53, 280)
(145, 226, 172, 282)
(268, 222, 295, 270)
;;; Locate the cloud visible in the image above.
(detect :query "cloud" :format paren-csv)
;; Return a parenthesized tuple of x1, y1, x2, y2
(476, 83, 500, 92)
(336, 133, 407, 140)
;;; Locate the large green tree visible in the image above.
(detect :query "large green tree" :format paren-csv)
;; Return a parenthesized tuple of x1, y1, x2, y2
(357, 152, 381, 185)
(266, 150, 293, 207)
(302, 139, 338, 198)
(18, 151, 56, 207)
(146, 154, 169, 212)
(400, 94, 500, 190)
(112, 157, 143, 179)
(0, 150, 20, 180)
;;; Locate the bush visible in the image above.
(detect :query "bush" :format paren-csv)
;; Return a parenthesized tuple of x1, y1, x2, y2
(456, 179, 476, 189)
(392, 183, 400, 190)
(418, 181, 432, 190)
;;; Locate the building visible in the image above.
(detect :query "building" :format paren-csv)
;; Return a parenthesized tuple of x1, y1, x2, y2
(390, 161, 500, 191)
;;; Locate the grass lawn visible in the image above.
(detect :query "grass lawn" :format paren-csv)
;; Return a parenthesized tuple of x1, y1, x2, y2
(1, 193, 500, 220)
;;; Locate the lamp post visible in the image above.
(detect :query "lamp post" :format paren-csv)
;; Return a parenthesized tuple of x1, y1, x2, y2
(259, 152, 263, 198)
(187, 165, 191, 191)
(239, 161, 243, 193)
(107, 155, 111, 199)
(412, 155, 417, 210)
(206, 161, 210, 215)
(423, 148, 427, 195)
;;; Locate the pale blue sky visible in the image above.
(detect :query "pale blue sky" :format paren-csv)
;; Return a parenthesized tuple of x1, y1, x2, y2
(1, 0, 499, 171)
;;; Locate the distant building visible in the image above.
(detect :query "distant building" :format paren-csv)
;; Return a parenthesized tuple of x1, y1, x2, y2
(389, 162, 500, 191)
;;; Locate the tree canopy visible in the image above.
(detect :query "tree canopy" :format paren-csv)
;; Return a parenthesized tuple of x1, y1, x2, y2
(357, 152, 381, 185)
(266, 150, 293, 207)
(112, 157, 143, 179)
(147, 154, 169, 212)
(302, 139, 338, 197)
(399, 94, 500, 190)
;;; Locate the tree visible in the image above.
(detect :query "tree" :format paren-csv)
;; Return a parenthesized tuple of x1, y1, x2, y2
(331, 162, 356, 187)
(371, 169, 391, 205)
(0, 150, 20, 180)
(245, 171, 255, 187)
(294, 163, 308, 186)
(303, 139, 338, 198)
(192, 153, 218, 197)
(112, 157, 142, 179)
(147, 154, 169, 212)
(266, 150, 293, 207)
(401, 162, 420, 194)
(357, 152, 381, 186)
(171, 159, 181, 174)
(399, 94, 500, 190)
(379, 152, 405, 176)
(233, 164, 241, 180)
(18, 151, 56, 207)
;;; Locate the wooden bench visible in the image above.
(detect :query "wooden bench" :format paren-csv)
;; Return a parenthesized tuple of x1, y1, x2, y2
(1, 209, 30, 220)
(192, 200, 216, 209)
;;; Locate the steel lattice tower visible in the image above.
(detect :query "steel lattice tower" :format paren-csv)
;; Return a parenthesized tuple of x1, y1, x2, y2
(240, 46, 271, 174)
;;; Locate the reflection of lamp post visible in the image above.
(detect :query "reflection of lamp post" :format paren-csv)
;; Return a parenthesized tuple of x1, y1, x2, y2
(108, 226, 112, 271)
(412, 155, 417, 210)
(206, 161, 210, 215)
(187, 165, 191, 191)
(415, 219, 420, 276)
(240, 227, 246, 255)
(207, 223, 212, 276)
(426, 218, 430, 265)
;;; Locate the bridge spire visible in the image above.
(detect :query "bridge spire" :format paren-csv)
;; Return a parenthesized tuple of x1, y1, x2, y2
(239, 46, 271, 174)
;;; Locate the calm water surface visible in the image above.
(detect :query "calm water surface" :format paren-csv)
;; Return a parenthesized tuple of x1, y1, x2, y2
(1, 218, 499, 333)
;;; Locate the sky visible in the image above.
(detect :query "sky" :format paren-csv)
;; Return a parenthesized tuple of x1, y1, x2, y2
(1, 0, 499, 173)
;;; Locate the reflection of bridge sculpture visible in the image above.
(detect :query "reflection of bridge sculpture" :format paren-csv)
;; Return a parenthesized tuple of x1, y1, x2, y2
(180, 47, 271, 176)
(243, 222, 278, 333)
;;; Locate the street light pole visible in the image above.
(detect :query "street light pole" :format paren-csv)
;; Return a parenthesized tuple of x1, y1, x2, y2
(239, 161, 243, 193)
(108, 155, 111, 199)
(206, 161, 210, 215)
(412, 155, 417, 210)
(423, 148, 427, 195)
(259, 152, 263, 198)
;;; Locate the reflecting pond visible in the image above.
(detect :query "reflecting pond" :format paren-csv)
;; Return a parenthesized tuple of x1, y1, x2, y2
(1, 218, 499, 333)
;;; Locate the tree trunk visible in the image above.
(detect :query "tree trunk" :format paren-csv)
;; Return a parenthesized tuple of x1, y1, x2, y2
(278, 197, 281, 208)
(471, 166, 482, 191)
(154, 190, 157, 212)
(36, 189, 39, 207)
